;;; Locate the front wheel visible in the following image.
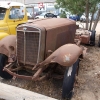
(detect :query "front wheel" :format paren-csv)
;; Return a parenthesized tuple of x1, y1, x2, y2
(0, 54, 13, 79)
(62, 59, 79, 99)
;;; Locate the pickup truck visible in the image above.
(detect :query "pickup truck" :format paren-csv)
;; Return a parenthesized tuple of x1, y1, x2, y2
(0, 1, 28, 39)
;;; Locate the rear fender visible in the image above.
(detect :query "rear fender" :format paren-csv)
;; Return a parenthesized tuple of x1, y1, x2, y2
(33, 44, 83, 69)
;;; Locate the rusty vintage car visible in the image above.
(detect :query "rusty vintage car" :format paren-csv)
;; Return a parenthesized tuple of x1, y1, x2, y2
(0, 18, 86, 99)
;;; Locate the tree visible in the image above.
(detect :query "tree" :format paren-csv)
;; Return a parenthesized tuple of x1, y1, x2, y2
(58, 9, 67, 18)
(92, 6, 100, 30)
(55, 0, 100, 31)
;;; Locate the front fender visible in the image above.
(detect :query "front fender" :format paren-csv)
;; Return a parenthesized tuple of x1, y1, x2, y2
(33, 44, 83, 69)
(0, 35, 16, 62)
(0, 32, 9, 40)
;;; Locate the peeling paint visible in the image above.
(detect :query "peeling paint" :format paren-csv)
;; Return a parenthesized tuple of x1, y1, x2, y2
(63, 54, 71, 62)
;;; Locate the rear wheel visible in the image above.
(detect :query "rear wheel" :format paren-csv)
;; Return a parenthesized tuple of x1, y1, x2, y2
(62, 59, 79, 99)
(0, 54, 13, 79)
(53, 16, 57, 18)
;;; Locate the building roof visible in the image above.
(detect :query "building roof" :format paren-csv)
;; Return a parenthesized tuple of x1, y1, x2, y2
(25, 0, 56, 4)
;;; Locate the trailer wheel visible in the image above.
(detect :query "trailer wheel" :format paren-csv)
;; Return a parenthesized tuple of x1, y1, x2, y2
(62, 59, 79, 99)
(0, 54, 13, 79)
(90, 30, 96, 46)
(98, 34, 100, 47)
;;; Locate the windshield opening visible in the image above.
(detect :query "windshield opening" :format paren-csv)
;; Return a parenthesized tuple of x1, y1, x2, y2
(0, 7, 6, 20)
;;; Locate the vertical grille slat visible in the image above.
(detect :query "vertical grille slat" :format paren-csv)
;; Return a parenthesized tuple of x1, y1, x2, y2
(17, 32, 24, 62)
(17, 30, 40, 65)
(25, 32, 39, 63)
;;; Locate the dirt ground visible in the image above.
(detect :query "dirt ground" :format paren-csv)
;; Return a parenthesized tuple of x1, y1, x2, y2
(0, 21, 100, 100)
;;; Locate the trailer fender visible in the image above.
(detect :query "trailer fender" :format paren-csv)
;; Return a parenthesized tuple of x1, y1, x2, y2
(0, 35, 16, 62)
(33, 44, 83, 70)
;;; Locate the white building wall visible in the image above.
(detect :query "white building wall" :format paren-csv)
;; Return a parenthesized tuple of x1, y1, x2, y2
(0, 0, 25, 4)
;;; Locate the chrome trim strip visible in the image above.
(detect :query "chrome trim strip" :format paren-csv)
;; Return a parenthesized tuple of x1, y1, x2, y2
(37, 30, 41, 63)
(16, 29, 18, 64)
(17, 30, 39, 33)
(23, 29, 26, 65)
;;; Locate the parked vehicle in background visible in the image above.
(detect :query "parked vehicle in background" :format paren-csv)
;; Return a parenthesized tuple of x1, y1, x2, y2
(0, 1, 28, 40)
(35, 11, 42, 16)
(26, 6, 34, 19)
(80, 13, 91, 22)
(35, 12, 58, 19)
(27, 12, 33, 19)
(44, 12, 57, 18)
(69, 15, 80, 21)
(35, 12, 46, 18)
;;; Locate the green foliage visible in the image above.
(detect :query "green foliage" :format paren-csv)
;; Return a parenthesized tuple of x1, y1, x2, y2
(55, 0, 100, 30)
(60, 10, 66, 18)
(55, 0, 100, 15)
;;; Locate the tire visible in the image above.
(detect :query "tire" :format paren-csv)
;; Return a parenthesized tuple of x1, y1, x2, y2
(62, 59, 79, 99)
(98, 35, 100, 47)
(80, 19, 83, 22)
(53, 16, 57, 18)
(75, 18, 77, 21)
(0, 54, 13, 79)
(44, 15, 46, 18)
(90, 30, 96, 46)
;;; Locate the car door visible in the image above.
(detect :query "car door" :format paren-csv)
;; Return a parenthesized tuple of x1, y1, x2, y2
(49, 13, 53, 17)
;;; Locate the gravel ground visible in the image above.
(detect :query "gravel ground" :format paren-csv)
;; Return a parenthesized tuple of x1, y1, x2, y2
(0, 22, 100, 100)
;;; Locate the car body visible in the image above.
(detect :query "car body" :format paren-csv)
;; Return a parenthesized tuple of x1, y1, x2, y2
(0, 18, 85, 99)
(35, 12, 46, 18)
(35, 12, 58, 19)
(0, 1, 28, 40)
(44, 12, 57, 18)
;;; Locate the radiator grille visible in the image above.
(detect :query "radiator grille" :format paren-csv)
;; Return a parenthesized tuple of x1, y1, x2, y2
(17, 31, 40, 65)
